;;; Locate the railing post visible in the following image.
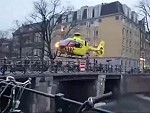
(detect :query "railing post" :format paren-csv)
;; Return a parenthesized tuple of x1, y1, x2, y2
(55, 93, 64, 113)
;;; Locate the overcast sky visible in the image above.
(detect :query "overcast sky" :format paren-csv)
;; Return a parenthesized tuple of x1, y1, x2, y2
(0, 0, 139, 31)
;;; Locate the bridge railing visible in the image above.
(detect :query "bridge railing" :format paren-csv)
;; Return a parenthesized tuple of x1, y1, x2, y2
(0, 59, 140, 76)
(0, 77, 113, 113)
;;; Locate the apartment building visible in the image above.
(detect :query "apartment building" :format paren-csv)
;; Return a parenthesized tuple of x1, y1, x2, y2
(58, 1, 140, 71)
(12, 23, 43, 59)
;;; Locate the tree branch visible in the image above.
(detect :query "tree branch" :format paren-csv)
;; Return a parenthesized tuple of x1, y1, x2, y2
(138, 0, 150, 32)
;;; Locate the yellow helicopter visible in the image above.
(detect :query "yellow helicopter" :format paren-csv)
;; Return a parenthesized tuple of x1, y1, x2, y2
(55, 33, 105, 58)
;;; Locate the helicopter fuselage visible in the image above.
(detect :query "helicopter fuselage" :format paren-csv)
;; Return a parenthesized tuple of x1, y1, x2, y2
(55, 36, 105, 57)
(56, 37, 89, 56)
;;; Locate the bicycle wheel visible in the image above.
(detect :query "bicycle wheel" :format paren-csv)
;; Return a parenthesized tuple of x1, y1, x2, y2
(0, 86, 13, 113)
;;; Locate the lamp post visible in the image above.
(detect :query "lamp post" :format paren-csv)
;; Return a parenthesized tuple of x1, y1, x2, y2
(61, 26, 65, 39)
(140, 57, 145, 72)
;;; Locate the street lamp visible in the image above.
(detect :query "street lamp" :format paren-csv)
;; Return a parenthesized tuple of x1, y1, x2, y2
(140, 57, 145, 71)
(61, 26, 65, 39)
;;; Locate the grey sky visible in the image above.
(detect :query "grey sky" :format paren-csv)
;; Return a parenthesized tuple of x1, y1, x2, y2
(0, 0, 139, 31)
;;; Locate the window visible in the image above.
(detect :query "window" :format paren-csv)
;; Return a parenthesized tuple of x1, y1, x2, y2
(66, 15, 68, 22)
(94, 30, 99, 37)
(122, 18, 125, 23)
(128, 60, 131, 66)
(129, 41, 131, 47)
(82, 9, 87, 19)
(115, 16, 119, 20)
(126, 30, 128, 38)
(34, 33, 41, 42)
(122, 38, 125, 45)
(121, 60, 123, 66)
(84, 22, 86, 25)
(122, 28, 125, 36)
(73, 11, 77, 21)
(134, 49, 136, 56)
(129, 48, 132, 53)
(90, 21, 94, 24)
(87, 30, 90, 37)
(98, 19, 102, 22)
(130, 31, 132, 38)
(126, 40, 128, 47)
(92, 9, 95, 18)
(129, 23, 131, 28)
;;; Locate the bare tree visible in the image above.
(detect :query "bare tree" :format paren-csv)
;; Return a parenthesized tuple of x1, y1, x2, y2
(11, 20, 27, 58)
(12, 20, 24, 58)
(0, 30, 9, 39)
(26, 0, 76, 60)
(138, 0, 150, 32)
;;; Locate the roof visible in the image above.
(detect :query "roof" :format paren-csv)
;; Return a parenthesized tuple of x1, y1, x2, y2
(101, 1, 124, 16)
(13, 22, 42, 36)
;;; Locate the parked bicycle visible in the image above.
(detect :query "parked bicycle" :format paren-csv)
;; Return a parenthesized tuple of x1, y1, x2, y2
(0, 76, 31, 113)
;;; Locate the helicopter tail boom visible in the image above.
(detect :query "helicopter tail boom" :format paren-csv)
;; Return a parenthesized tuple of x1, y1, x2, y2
(89, 40, 105, 56)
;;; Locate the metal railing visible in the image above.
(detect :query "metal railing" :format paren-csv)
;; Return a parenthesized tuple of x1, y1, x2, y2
(0, 76, 114, 113)
(0, 59, 140, 76)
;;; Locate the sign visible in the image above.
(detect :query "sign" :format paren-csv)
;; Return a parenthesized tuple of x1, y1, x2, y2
(80, 63, 86, 72)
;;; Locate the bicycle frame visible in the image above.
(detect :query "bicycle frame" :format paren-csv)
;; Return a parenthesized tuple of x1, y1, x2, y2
(0, 78, 31, 113)
(0, 78, 113, 113)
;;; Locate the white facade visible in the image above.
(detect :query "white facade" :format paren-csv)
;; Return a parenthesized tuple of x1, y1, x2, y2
(122, 4, 129, 17)
(79, 4, 102, 19)
(77, 9, 82, 20)
(128, 8, 132, 19)
(94, 5, 102, 17)
(131, 11, 138, 23)
(87, 6, 94, 18)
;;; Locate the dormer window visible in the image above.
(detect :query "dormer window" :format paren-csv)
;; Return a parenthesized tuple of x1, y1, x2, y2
(82, 9, 87, 19)
(92, 9, 95, 18)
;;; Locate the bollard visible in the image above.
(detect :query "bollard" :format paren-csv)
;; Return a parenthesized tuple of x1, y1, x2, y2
(55, 93, 64, 113)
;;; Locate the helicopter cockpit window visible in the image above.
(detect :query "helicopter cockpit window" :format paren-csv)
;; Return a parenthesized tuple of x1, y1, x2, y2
(59, 39, 72, 46)
(75, 42, 82, 48)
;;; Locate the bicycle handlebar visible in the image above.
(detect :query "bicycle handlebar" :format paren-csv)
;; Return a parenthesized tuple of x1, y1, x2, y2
(5, 76, 31, 86)
(77, 92, 113, 113)
(88, 92, 113, 104)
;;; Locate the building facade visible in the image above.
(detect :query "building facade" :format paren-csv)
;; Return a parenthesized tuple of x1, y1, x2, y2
(139, 19, 150, 70)
(0, 38, 13, 59)
(12, 23, 43, 59)
(60, 1, 140, 71)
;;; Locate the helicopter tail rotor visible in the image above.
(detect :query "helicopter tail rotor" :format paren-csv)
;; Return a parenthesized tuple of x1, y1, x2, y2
(89, 40, 105, 57)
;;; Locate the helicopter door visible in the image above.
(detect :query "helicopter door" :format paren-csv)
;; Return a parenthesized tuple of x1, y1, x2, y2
(85, 41, 87, 46)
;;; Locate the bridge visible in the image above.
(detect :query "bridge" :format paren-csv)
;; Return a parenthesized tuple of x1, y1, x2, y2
(1, 72, 150, 113)
(0, 59, 149, 113)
